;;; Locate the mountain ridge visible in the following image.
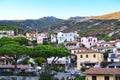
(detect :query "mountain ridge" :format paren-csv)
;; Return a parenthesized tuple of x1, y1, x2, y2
(0, 11, 120, 39)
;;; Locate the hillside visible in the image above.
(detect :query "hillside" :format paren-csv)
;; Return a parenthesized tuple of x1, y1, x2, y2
(86, 11, 120, 20)
(0, 11, 120, 39)
(0, 16, 65, 32)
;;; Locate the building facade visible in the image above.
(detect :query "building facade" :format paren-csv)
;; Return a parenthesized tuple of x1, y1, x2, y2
(86, 68, 120, 80)
(0, 30, 14, 38)
(57, 32, 79, 44)
(81, 37, 97, 49)
(76, 50, 103, 70)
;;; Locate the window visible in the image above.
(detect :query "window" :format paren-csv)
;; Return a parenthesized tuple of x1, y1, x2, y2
(74, 51, 76, 53)
(93, 54, 96, 58)
(111, 59, 114, 62)
(80, 55, 83, 58)
(105, 76, 109, 80)
(92, 76, 96, 80)
(109, 66, 114, 68)
(90, 43, 91, 45)
(116, 77, 120, 80)
(86, 54, 88, 58)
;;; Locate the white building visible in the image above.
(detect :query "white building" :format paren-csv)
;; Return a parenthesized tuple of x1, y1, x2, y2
(47, 57, 71, 66)
(57, 32, 79, 44)
(81, 37, 98, 49)
(108, 53, 120, 62)
(51, 34, 57, 43)
(0, 30, 14, 38)
(107, 41, 120, 62)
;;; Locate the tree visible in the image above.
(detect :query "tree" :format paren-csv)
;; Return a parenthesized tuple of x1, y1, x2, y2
(103, 36, 112, 41)
(30, 45, 70, 73)
(13, 37, 28, 45)
(0, 37, 20, 47)
(0, 44, 31, 74)
(34, 57, 46, 66)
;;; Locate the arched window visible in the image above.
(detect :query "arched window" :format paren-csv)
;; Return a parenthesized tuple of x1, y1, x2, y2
(93, 54, 96, 58)
(80, 55, 83, 58)
(86, 54, 88, 58)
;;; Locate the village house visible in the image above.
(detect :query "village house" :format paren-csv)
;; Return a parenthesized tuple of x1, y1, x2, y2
(69, 47, 87, 64)
(106, 63, 120, 68)
(51, 34, 57, 43)
(106, 41, 120, 62)
(0, 30, 14, 38)
(64, 41, 80, 50)
(81, 37, 97, 49)
(86, 68, 120, 80)
(36, 33, 48, 44)
(0, 56, 13, 65)
(93, 41, 117, 53)
(26, 32, 37, 41)
(47, 57, 71, 70)
(57, 32, 79, 44)
(76, 50, 103, 70)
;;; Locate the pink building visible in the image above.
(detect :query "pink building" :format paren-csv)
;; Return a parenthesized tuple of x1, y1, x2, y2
(81, 37, 98, 49)
(37, 33, 48, 44)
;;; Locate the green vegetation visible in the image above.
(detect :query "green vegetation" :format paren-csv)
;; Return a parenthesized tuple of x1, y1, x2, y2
(103, 36, 112, 41)
(0, 37, 20, 47)
(77, 30, 90, 36)
(30, 45, 70, 73)
(0, 72, 13, 76)
(0, 24, 20, 30)
(0, 44, 31, 74)
(74, 76, 85, 80)
(16, 72, 37, 76)
(34, 57, 46, 66)
(39, 72, 53, 80)
(14, 37, 28, 45)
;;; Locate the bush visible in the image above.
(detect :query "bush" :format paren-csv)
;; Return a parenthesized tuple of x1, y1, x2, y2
(40, 72, 53, 80)
(0, 72, 13, 76)
(74, 76, 85, 80)
(16, 72, 37, 76)
(81, 67, 87, 72)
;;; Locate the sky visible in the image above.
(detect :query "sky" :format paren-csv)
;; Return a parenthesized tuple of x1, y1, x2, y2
(0, 0, 120, 20)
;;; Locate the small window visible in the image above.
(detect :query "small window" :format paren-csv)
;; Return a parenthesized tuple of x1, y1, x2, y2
(93, 54, 96, 58)
(116, 77, 120, 80)
(80, 55, 83, 58)
(88, 39, 90, 42)
(86, 54, 88, 58)
(111, 59, 114, 62)
(105, 76, 109, 80)
(90, 43, 91, 45)
(74, 51, 76, 53)
(92, 76, 96, 80)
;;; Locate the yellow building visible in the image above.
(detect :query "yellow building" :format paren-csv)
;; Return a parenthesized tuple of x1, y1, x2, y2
(76, 50, 103, 70)
(86, 68, 120, 80)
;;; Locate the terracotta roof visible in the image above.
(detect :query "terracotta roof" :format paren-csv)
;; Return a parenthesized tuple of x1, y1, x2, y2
(86, 68, 120, 75)
(65, 42, 77, 45)
(100, 41, 119, 45)
(93, 46, 115, 49)
(78, 50, 101, 54)
(70, 47, 87, 50)
(0, 57, 13, 61)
